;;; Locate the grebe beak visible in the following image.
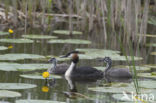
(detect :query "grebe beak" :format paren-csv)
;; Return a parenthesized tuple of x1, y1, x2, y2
(59, 55, 68, 58)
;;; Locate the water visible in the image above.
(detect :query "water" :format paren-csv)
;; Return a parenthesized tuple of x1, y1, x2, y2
(0, 25, 155, 103)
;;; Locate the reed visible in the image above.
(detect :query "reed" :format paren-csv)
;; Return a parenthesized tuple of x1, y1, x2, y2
(0, 0, 154, 45)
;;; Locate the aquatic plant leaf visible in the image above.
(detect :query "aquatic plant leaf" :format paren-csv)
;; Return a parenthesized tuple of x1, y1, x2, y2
(0, 83, 36, 89)
(146, 44, 156, 47)
(22, 35, 58, 39)
(0, 46, 8, 50)
(148, 16, 156, 26)
(48, 39, 91, 44)
(0, 31, 9, 36)
(137, 34, 156, 38)
(138, 73, 156, 80)
(112, 93, 154, 102)
(144, 64, 156, 71)
(0, 53, 45, 61)
(0, 90, 21, 98)
(76, 48, 143, 61)
(94, 67, 106, 71)
(88, 86, 135, 93)
(0, 39, 33, 43)
(151, 52, 156, 55)
(114, 65, 151, 72)
(16, 100, 65, 103)
(136, 80, 156, 89)
(20, 73, 62, 79)
(0, 62, 51, 71)
(53, 30, 82, 35)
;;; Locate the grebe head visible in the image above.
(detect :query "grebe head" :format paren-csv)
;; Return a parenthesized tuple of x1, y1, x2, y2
(60, 51, 79, 63)
(103, 57, 112, 65)
(99, 57, 112, 64)
(48, 58, 57, 63)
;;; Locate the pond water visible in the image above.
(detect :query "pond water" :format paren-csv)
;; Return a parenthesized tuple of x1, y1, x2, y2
(0, 23, 156, 103)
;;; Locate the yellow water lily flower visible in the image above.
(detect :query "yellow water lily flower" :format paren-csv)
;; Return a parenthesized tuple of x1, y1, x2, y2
(42, 86, 49, 92)
(8, 29, 14, 34)
(8, 45, 13, 49)
(42, 72, 50, 78)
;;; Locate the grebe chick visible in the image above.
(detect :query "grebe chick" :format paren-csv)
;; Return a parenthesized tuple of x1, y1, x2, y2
(101, 57, 132, 78)
(61, 51, 103, 80)
(47, 58, 69, 75)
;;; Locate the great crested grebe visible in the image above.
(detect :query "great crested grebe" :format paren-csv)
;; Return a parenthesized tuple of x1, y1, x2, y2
(47, 58, 69, 75)
(101, 57, 132, 78)
(61, 51, 103, 80)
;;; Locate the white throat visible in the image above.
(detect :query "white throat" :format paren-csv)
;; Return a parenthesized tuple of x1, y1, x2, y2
(65, 62, 75, 77)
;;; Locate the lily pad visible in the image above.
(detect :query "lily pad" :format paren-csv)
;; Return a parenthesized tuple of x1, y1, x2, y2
(0, 62, 51, 72)
(0, 90, 21, 98)
(16, 100, 65, 103)
(151, 52, 156, 55)
(138, 80, 156, 89)
(138, 73, 156, 80)
(146, 44, 156, 47)
(88, 83, 135, 93)
(137, 34, 156, 38)
(0, 39, 33, 43)
(20, 73, 62, 79)
(48, 39, 91, 44)
(76, 48, 143, 61)
(0, 83, 36, 89)
(0, 46, 8, 50)
(22, 35, 58, 39)
(144, 64, 156, 71)
(53, 30, 82, 35)
(0, 53, 45, 61)
(0, 31, 9, 36)
(88, 86, 135, 93)
(114, 65, 151, 72)
(112, 93, 155, 102)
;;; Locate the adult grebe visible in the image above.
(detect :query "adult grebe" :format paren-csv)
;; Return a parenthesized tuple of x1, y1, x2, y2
(47, 58, 69, 75)
(101, 57, 132, 78)
(61, 51, 103, 80)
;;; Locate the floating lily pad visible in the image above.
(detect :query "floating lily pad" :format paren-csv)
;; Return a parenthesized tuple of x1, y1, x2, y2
(138, 73, 156, 79)
(0, 53, 45, 61)
(0, 90, 21, 98)
(0, 62, 51, 72)
(88, 86, 135, 93)
(137, 34, 156, 38)
(112, 93, 154, 102)
(146, 44, 156, 47)
(16, 100, 65, 103)
(114, 65, 151, 72)
(94, 67, 106, 71)
(48, 39, 91, 44)
(139, 80, 156, 89)
(22, 35, 58, 39)
(53, 30, 82, 35)
(151, 52, 156, 55)
(0, 83, 36, 90)
(20, 73, 62, 79)
(88, 83, 135, 93)
(0, 46, 8, 50)
(76, 48, 143, 61)
(0, 39, 34, 43)
(0, 31, 9, 36)
(144, 64, 156, 71)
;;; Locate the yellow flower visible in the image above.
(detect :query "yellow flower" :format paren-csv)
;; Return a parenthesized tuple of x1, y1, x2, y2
(42, 86, 49, 92)
(8, 29, 14, 34)
(42, 72, 50, 78)
(8, 45, 13, 49)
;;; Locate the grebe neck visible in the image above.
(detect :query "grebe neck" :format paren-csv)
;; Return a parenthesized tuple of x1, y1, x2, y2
(65, 62, 76, 77)
(104, 62, 112, 74)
